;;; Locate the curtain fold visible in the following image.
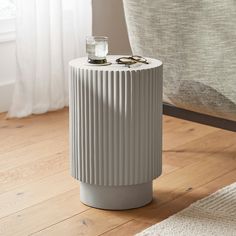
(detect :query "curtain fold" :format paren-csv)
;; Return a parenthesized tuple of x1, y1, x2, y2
(8, 0, 92, 118)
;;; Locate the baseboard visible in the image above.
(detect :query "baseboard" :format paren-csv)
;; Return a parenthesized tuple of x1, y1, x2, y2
(0, 80, 14, 113)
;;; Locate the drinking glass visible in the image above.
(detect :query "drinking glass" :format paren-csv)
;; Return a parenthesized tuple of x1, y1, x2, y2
(86, 36, 108, 64)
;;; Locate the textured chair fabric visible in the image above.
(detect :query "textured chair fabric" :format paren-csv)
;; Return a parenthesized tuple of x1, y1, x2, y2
(123, 0, 236, 121)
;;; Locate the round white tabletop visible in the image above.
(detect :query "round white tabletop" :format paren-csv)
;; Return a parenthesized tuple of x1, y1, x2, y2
(69, 55, 163, 210)
(69, 55, 162, 71)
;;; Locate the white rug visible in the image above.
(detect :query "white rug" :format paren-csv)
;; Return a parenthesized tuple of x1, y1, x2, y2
(137, 182, 236, 236)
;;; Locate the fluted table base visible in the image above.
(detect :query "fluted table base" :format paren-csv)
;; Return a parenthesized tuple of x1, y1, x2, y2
(69, 56, 163, 210)
(80, 181, 152, 210)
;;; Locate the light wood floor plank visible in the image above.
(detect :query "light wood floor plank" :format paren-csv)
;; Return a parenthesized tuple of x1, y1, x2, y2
(29, 144, 236, 236)
(101, 170, 236, 236)
(163, 129, 236, 172)
(0, 171, 77, 219)
(0, 137, 67, 171)
(163, 117, 217, 150)
(0, 188, 88, 236)
(0, 109, 235, 236)
(0, 149, 68, 194)
(0, 109, 68, 155)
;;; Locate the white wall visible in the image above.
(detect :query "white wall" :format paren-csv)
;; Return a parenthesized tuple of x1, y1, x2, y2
(0, 18, 16, 113)
(0, 41, 16, 83)
(92, 0, 131, 55)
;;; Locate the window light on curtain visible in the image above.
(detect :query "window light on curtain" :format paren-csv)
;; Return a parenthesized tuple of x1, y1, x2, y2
(8, 0, 92, 118)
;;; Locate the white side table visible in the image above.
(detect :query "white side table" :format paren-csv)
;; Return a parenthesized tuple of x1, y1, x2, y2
(69, 55, 163, 210)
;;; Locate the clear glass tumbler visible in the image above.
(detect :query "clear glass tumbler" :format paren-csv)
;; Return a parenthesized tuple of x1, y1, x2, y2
(86, 36, 108, 64)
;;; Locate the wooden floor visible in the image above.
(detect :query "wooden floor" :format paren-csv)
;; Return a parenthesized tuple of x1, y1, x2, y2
(0, 108, 235, 236)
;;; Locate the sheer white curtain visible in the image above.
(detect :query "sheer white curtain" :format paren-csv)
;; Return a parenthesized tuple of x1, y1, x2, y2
(8, 0, 92, 118)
